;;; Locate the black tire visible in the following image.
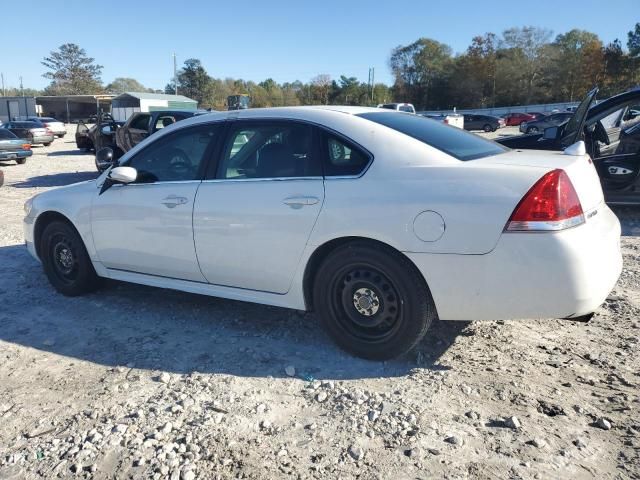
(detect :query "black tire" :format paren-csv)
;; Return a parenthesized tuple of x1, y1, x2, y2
(313, 241, 437, 360)
(43, 142, 52, 147)
(527, 126, 539, 134)
(16, 158, 27, 165)
(40, 221, 101, 296)
(483, 124, 492, 133)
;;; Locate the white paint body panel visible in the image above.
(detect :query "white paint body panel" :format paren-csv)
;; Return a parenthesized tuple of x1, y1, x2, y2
(24, 106, 622, 322)
(193, 179, 325, 293)
(91, 182, 205, 282)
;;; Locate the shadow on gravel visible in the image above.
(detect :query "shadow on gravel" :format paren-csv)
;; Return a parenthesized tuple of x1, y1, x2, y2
(47, 150, 90, 157)
(612, 206, 640, 237)
(12, 171, 98, 188)
(0, 244, 468, 380)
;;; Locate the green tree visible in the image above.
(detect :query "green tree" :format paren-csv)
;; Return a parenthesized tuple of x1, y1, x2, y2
(497, 26, 552, 104)
(548, 29, 604, 101)
(106, 77, 148, 94)
(42, 43, 103, 95)
(389, 38, 453, 109)
(628, 22, 640, 57)
(173, 58, 213, 106)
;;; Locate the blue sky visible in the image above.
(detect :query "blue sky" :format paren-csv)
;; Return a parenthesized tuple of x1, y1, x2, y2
(2, 0, 636, 91)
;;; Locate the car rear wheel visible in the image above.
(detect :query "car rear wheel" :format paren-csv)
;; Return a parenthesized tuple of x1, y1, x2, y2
(43, 142, 52, 147)
(313, 241, 436, 360)
(483, 124, 492, 132)
(40, 221, 101, 296)
(16, 158, 27, 165)
(527, 126, 539, 134)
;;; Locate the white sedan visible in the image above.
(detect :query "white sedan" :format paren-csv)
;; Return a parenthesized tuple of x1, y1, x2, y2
(23, 107, 622, 360)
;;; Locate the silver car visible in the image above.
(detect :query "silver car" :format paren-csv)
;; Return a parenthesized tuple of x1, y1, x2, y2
(26, 116, 66, 137)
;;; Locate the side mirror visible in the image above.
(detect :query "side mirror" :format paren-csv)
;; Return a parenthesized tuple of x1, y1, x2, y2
(543, 126, 558, 140)
(109, 166, 137, 184)
(95, 147, 115, 171)
(99, 166, 137, 195)
(101, 125, 113, 135)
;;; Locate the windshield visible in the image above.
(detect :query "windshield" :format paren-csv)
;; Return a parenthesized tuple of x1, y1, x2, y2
(358, 111, 508, 161)
(398, 105, 414, 113)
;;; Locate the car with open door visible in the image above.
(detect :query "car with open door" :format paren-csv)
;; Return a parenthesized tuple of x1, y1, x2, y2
(498, 87, 640, 205)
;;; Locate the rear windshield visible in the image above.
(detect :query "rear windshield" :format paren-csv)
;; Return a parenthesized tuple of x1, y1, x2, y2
(398, 105, 414, 113)
(357, 112, 508, 161)
(40, 117, 57, 122)
(0, 129, 17, 139)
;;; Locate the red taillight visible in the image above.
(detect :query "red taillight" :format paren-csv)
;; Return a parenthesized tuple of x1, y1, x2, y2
(22, 144, 31, 150)
(505, 169, 584, 232)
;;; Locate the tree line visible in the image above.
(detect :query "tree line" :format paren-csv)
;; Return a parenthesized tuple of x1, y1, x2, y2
(3, 22, 638, 110)
(391, 24, 640, 110)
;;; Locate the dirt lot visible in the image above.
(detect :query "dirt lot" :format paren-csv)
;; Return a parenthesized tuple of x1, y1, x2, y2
(0, 126, 638, 480)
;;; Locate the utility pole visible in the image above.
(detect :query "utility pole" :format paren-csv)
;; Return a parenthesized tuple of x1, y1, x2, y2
(19, 76, 23, 96)
(368, 67, 375, 103)
(173, 53, 178, 95)
(1, 73, 5, 96)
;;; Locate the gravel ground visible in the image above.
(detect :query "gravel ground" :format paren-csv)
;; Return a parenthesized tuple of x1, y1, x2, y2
(0, 126, 638, 480)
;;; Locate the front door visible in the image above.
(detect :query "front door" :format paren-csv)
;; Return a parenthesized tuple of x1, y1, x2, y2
(91, 123, 219, 281)
(193, 120, 324, 294)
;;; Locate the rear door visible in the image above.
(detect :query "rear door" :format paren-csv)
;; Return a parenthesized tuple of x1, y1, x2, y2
(193, 120, 324, 294)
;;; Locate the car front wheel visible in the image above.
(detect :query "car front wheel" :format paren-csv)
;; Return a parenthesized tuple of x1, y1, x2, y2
(483, 124, 492, 132)
(40, 221, 101, 296)
(527, 126, 539, 134)
(313, 242, 436, 360)
(16, 158, 27, 165)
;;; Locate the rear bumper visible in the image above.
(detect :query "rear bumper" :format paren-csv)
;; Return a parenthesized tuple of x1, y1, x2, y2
(0, 150, 32, 159)
(32, 135, 54, 144)
(407, 204, 622, 321)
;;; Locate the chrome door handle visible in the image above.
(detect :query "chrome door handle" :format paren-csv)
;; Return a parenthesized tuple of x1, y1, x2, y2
(161, 195, 188, 208)
(283, 196, 320, 209)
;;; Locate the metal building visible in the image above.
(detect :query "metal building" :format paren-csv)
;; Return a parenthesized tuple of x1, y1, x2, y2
(111, 92, 197, 121)
(36, 95, 115, 123)
(0, 96, 37, 123)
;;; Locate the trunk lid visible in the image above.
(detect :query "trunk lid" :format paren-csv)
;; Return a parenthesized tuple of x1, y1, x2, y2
(472, 149, 604, 214)
(0, 139, 28, 152)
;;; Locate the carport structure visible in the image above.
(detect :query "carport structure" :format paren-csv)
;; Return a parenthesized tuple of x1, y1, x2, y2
(111, 92, 197, 121)
(36, 95, 115, 123)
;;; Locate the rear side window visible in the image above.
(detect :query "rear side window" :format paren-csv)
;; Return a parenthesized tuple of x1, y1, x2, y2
(357, 112, 508, 161)
(323, 133, 370, 176)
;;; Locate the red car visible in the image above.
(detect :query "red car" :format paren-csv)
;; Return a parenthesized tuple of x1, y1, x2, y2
(503, 112, 537, 126)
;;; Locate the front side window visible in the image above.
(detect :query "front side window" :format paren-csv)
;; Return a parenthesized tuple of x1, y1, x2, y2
(123, 125, 217, 183)
(323, 134, 370, 176)
(217, 122, 320, 179)
(358, 111, 507, 161)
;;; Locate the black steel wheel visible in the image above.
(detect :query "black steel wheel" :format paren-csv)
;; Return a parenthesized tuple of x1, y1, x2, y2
(40, 221, 101, 296)
(313, 241, 437, 360)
